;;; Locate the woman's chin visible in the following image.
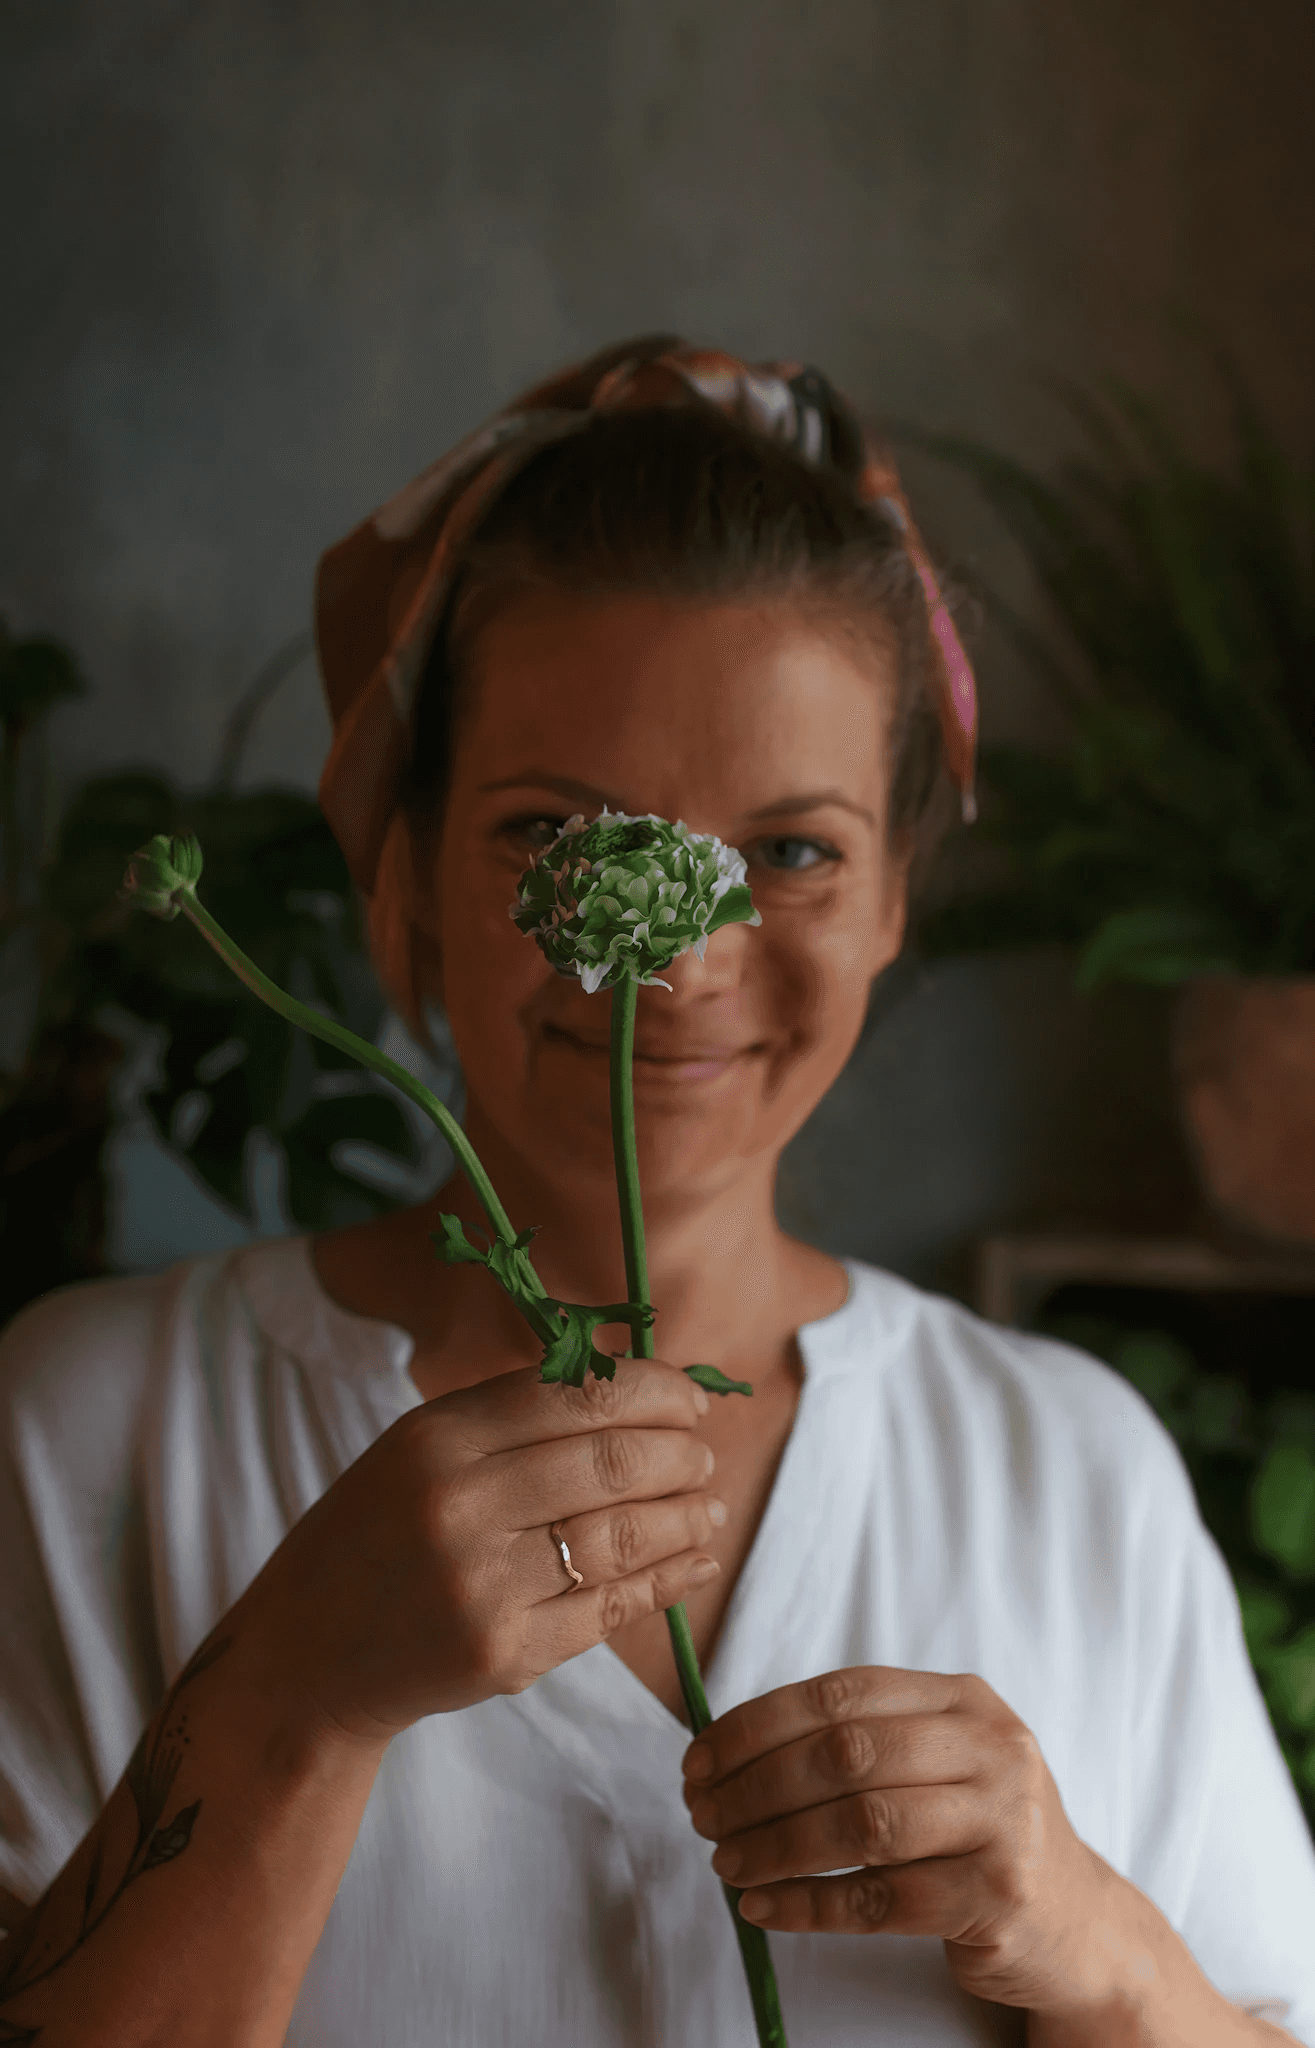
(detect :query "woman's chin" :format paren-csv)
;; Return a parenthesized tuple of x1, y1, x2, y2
(522, 1094, 759, 1194)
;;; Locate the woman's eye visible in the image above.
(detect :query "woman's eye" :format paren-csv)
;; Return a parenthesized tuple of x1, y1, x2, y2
(505, 815, 567, 849)
(753, 836, 839, 873)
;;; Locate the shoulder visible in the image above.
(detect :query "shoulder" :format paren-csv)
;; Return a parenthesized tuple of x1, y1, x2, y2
(830, 1258, 1196, 1524)
(0, 1244, 299, 1472)
(0, 1267, 172, 1423)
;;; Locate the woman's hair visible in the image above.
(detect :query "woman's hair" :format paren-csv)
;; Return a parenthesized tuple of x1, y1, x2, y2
(399, 403, 979, 848)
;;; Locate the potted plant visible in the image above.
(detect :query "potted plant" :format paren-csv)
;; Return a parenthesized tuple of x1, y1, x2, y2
(0, 630, 432, 1330)
(1033, 1303, 1315, 1835)
(901, 328, 1315, 1245)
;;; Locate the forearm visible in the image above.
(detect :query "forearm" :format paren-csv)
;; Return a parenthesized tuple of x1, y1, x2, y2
(1026, 1855, 1304, 2048)
(0, 1618, 387, 2047)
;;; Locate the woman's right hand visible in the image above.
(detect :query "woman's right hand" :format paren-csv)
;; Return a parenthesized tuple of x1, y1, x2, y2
(238, 1357, 722, 1745)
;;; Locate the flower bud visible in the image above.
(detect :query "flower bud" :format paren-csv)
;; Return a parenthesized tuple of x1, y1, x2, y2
(510, 809, 761, 995)
(120, 833, 204, 920)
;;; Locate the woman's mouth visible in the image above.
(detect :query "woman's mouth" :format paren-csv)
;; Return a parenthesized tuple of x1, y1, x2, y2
(543, 1023, 759, 1084)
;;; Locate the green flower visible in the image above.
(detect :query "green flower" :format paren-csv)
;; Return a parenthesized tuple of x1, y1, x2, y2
(510, 809, 761, 995)
(120, 833, 205, 920)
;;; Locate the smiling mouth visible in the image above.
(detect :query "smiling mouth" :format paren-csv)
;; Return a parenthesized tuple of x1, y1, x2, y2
(544, 1024, 762, 1072)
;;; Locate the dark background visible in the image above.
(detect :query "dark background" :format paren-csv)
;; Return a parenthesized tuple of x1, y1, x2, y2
(2, 0, 1312, 1298)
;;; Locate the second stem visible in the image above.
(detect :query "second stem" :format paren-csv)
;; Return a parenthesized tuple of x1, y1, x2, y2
(607, 974, 788, 2048)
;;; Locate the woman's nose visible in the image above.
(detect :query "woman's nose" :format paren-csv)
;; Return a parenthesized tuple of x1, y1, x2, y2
(652, 918, 754, 997)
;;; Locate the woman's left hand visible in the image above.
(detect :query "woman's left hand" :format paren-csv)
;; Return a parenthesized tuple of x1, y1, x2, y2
(681, 1665, 1142, 2023)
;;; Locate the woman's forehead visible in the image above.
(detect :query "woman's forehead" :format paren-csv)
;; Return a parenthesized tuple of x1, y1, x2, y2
(455, 591, 894, 805)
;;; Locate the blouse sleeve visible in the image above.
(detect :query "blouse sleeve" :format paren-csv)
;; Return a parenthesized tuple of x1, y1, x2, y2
(1123, 1421, 1315, 2043)
(0, 1281, 165, 1918)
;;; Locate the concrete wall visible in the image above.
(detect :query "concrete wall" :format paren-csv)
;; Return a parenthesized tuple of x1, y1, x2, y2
(4, 0, 1311, 1294)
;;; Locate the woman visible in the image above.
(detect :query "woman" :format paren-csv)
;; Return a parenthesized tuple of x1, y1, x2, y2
(1, 336, 1312, 2047)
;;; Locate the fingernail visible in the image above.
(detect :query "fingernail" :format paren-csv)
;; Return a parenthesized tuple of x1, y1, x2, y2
(691, 1386, 710, 1415)
(711, 1844, 742, 1881)
(738, 1892, 774, 1925)
(703, 1446, 716, 1478)
(683, 1743, 714, 1782)
(688, 1556, 720, 1586)
(707, 1497, 728, 1527)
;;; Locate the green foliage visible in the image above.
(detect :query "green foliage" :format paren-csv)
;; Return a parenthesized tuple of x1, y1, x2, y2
(684, 1362, 754, 1398)
(0, 619, 86, 729)
(1040, 1308, 1315, 1830)
(428, 1220, 756, 1396)
(907, 337, 1315, 989)
(0, 618, 87, 939)
(4, 769, 423, 1300)
(430, 1213, 652, 1387)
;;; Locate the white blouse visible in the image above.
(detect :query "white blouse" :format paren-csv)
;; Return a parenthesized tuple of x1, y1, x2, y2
(1, 1237, 1313, 2046)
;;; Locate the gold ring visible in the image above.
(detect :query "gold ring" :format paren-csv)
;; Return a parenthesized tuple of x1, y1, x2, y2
(550, 1522, 584, 1590)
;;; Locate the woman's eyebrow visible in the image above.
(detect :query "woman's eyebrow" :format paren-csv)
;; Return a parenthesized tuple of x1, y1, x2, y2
(478, 771, 618, 806)
(744, 791, 875, 828)
(478, 773, 874, 831)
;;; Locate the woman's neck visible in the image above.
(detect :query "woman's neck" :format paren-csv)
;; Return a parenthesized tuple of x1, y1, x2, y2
(310, 1103, 846, 1391)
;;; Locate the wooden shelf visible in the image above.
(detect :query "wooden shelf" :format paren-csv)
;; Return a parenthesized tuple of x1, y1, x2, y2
(975, 1228, 1315, 1328)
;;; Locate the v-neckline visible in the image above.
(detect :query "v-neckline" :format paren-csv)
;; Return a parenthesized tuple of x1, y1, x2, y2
(244, 1234, 874, 1732)
(573, 1259, 869, 1733)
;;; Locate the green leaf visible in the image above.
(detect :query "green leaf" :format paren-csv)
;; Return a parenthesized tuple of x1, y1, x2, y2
(1185, 1374, 1253, 1455)
(539, 1304, 621, 1386)
(1073, 906, 1241, 991)
(1252, 1445, 1315, 1581)
(1110, 1331, 1195, 1416)
(1265, 1624, 1315, 1732)
(684, 1362, 753, 1398)
(0, 629, 87, 724)
(1238, 1583, 1293, 1666)
(431, 1214, 491, 1268)
(426, 1219, 647, 1383)
(705, 884, 760, 936)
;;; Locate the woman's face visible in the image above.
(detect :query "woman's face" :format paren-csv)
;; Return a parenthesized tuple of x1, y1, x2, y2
(415, 590, 912, 1204)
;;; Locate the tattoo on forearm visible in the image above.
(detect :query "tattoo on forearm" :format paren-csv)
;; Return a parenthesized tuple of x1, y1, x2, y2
(0, 1631, 234, 2031)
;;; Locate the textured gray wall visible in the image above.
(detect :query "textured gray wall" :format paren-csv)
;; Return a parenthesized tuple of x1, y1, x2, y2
(4, 0, 1312, 1294)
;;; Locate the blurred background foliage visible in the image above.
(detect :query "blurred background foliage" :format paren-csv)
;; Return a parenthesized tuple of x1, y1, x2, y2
(905, 332, 1315, 992)
(1033, 1303, 1315, 1834)
(0, 631, 426, 1328)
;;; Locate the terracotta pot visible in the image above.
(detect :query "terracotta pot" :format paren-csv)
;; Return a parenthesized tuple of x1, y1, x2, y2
(1171, 975, 1315, 1246)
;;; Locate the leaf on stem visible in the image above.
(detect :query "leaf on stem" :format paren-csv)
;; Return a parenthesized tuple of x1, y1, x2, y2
(685, 1363, 754, 1398)
(430, 1215, 651, 1387)
(538, 1301, 654, 1387)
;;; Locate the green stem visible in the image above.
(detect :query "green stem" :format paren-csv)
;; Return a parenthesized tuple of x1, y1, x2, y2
(181, 892, 541, 1291)
(608, 974, 788, 2048)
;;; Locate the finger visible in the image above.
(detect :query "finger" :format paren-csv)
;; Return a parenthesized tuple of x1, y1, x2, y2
(439, 1356, 710, 1455)
(685, 1712, 990, 1841)
(492, 1425, 715, 1534)
(522, 1493, 728, 1602)
(683, 1667, 974, 1789)
(528, 1548, 722, 1670)
(735, 1853, 983, 1940)
(705, 1782, 986, 1890)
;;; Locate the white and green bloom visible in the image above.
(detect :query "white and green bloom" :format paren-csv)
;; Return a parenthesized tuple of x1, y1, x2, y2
(510, 809, 762, 995)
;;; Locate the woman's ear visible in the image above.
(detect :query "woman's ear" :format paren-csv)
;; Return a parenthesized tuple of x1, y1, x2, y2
(364, 814, 445, 1032)
(411, 925, 446, 1013)
(873, 825, 915, 970)
(405, 818, 446, 1012)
